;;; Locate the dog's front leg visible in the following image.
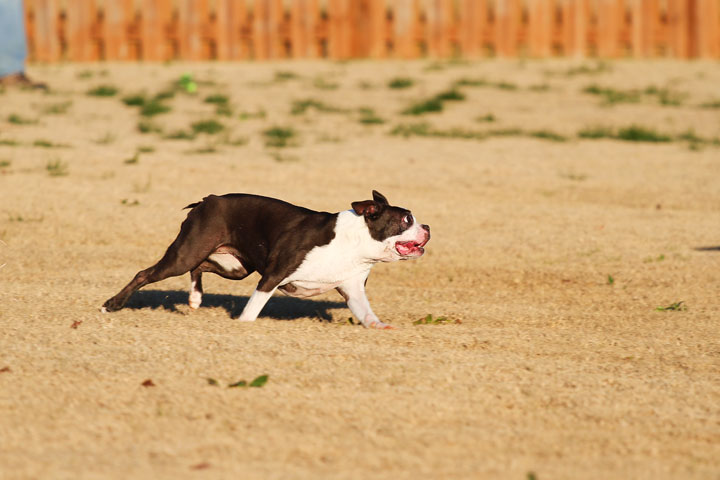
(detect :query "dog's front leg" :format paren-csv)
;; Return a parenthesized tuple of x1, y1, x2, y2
(237, 285, 278, 322)
(337, 274, 393, 330)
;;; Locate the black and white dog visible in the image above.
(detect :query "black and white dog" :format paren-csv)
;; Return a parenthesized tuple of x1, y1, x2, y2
(102, 191, 430, 329)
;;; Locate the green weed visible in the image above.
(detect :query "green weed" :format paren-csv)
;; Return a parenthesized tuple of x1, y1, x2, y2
(185, 145, 218, 154)
(120, 199, 140, 206)
(291, 99, 346, 115)
(475, 113, 496, 123)
(0, 159, 11, 168)
(137, 120, 162, 134)
(313, 77, 340, 90)
(140, 99, 171, 117)
(402, 97, 444, 115)
(413, 314, 458, 325)
(204, 94, 229, 105)
(7, 113, 36, 125)
(358, 108, 384, 125)
(656, 301, 686, 312)
(529, 130, 567, 142)
(164, 130, 195, 140)
(228, 375, 269, 388)
(607, 274, 615, 285)
(582, 84, 641, 105)
(274, 71, 299, 81)
(435, 88, 466, 101)
(388, 77, 414, 89)
(700, 99, 720, 109)
(529, 84, 551, 92)
(124, 152, 140, 164)
(122, 94, 146, 106)
(616, 125, 672, 143)
(269, 151, 300, 163)
(41, 101, 72, 115)
(191, 119, 224, 135)
(263, 126, 296, 148)
(239, 109, 266, 120)
(0, 138, 20, 146)
(87, 85, 118, 97)
(577, 126, 614, 139)
(33, 139, 69, 148)
(46, 159, 69, 177)
(137, 145, 155, 153)
(453, 78, 488, 87)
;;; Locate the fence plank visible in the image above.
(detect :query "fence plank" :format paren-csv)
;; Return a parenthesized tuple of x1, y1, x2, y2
(496, 0, 521, 56)
(667, 0, 689, 58)
(392, 0, 420, 58)
(458, 0, 487, 57)
(290, 0, 319, 58)
(65, 0, 97, 61)
(141, 0, 172, 61)
(597, 0, 623, 57)
(529, 0, 553, 57)
(328, 0, 352, 59)
(102, 0, 133, 60)
(694, 0, 720, 57)
(31, 0, 61, 61)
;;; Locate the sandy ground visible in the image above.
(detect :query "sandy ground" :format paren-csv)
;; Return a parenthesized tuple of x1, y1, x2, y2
(0, 59, 719, 479)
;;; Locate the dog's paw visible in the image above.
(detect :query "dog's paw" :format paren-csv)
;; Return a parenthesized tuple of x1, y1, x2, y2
(365, 316, 394, 330)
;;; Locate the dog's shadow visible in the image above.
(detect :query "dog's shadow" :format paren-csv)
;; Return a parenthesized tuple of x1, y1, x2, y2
(125, 290, 346, 321)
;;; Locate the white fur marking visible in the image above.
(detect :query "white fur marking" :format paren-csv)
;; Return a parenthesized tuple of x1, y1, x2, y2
(189, 279, 202, 309)
(208, 253, 243, 272)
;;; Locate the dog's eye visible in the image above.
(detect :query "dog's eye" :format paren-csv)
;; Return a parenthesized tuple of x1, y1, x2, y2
(402, 214, 413, 226)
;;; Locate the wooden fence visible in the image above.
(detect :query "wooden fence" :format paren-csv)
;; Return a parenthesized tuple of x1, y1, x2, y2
(24, 0, 720, 62)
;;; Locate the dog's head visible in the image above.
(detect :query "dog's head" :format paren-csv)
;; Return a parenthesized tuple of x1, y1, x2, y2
(352, 190, 430, 261)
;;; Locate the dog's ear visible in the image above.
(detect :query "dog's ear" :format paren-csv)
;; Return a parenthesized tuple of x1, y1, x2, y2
(352, 199, 380, 217)
(372, 190, 389, 205)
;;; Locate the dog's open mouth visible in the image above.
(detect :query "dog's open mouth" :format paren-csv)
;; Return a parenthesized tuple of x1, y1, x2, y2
(395, 239, 427, 257)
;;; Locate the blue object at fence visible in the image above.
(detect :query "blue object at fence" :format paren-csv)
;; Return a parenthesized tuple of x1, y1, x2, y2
(0, 0, 27, 77)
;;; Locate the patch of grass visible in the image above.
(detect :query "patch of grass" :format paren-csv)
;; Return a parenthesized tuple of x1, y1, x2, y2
(0, 138, 19, 146)
(121, 199, 140, 206)
(582, 84, 641, 105)
(137, 120, 162, 134)
(560, 62, 612, 76)
(388, 77, 414, 89)
(185, 145, 218, 155)
(435, 88, 466, 101)
(76, 70, 94, 79)
(0, 159, 11, 168)
(656, 301, 686, 312)
(222, 135, 248, 146)
(239, 109, 266, 120)
(87, 85, 118, 97)
(700, 99, 720, 109)
(644, 254, 666, 263)
(313, 77, 339, 90)
(228, 375, 269, 388)
(204, 94, 229, 105)
(578, 126, 614, 139)
(46, 159, 69, 177)
(124, 152, 140, 164)
(191, 119, 224, 135)
(41, 101, 72, 115)
(154, 89, 175, 101)
(263, 126, 296, 148)
(402, 97, 444, 115)
(291, 99, 346, 115)
(454, 78, 488, 87)
(616, 125, 672, 143)
(358, 107, 385, 125)
(7, 113, 36, 125)
(33, 139, 69, 148)
(215, 104, 233, 116)
(495, 81, 518, 90)
(413, 314, 459, 325)
(140, 99, 171, 117)
(475, 113, 496, 123)
(607, 274, 615, 285)
(164, 130, 195, 140)
(529, 130, 567, 142)
(122, 93, 146, 107)
(269, 151, 300, 163)
(137, 145, 155, 153)
(529, 84, 551, 92)
(274, 71, 299, 81)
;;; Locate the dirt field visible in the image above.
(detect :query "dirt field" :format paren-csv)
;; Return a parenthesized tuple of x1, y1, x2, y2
(1, 59, 719, 479)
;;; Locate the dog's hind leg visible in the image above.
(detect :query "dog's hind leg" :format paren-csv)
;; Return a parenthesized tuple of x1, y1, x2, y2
(102, 203, 224, 312)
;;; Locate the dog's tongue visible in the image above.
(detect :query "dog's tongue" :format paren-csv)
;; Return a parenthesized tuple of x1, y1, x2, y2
(396, 241, 416, 256)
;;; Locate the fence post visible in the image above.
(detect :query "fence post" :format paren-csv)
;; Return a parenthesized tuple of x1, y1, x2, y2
(692, 0, 720, 57)
(496, 0, 521, 56)
(667, 0, 689, 58)
(632, 0, 659, 57)
(291, 0, 319, 58)
(141, 0, 172, 61)
(392, 0, 419, 58)
(328, 0, 352, 59)
(597, 0, 622, 57)
(458, 0, 487, 58)
(425, 0, 453, 57)
(529, 0, 553, 57)
(65, 0, 97, 61)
